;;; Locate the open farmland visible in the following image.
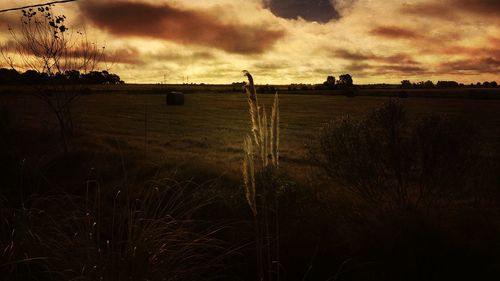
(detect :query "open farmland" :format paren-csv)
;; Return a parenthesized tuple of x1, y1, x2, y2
(2, 86, 500, 185)
(2, 85, 500, 280)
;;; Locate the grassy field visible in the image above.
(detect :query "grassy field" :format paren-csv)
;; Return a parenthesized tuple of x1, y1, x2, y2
(2, 85, 500, 280)
(2, 87, 500, 183)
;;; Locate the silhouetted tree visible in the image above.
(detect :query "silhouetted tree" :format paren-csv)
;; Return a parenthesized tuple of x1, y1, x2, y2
(257, 84, 276, 94)
(0, 68, 20, 84)
(2, 6, 104, 152)
(21, 70, 44, 85)
(65, 70, 81, 82)
(324, 75, 336, 89)
(436, 81, 459, 88)
(400, 80, 412, 88)
(338, 74, 353, 87)
(414, 80, 434, 89)
(0, 68, 121, 85)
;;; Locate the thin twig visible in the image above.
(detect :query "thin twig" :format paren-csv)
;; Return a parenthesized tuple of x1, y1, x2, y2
(0, 0, 78, 13)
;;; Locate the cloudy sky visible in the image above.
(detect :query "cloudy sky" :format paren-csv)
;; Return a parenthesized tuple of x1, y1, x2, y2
(0, 0, 498, 84)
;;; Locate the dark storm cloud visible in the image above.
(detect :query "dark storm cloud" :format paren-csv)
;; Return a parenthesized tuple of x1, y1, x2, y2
(79, 1, 284, 54)
(263, 0, 342, 23)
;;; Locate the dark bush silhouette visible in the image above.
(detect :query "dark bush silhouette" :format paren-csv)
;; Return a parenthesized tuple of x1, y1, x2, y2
(416, 80, 434, 89)
(402, 80, 435, 89)
(436, 81, 459, 88)
(323, 75, 336, 89)
(481, 81, 498, 88)
(0, 68, 123, 85)
(338, 74, 353, 87)
(315, 100, 479, 208)
(256, 84, 276, 93)
(400, 80, 412, 88)
(0, 68, 21, 84)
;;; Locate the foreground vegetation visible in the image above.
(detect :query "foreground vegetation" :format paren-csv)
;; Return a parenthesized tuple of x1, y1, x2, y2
(1, 84, 500, 280)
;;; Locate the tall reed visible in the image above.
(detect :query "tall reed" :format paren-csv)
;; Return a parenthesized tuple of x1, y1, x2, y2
(241, 70, 280, 281)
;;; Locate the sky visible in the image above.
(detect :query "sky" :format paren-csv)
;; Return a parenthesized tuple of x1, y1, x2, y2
(0, 0, 499, 84)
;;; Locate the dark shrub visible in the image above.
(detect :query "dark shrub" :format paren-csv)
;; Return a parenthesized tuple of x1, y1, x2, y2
(315, 100, 479, 208)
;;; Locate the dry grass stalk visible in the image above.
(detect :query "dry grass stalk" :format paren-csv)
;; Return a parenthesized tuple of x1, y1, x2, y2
(271, 92, 280, 167)
(241, 71, 281, 280)
(242, 70, 280, 170)
(244, 70, 262, 146)
(243, 135, 257, 216)
(261, 106, 268, 166)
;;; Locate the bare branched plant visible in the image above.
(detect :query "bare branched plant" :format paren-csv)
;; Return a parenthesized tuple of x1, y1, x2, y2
(2, 5, 104, 152)
(241, 71, 281, 281)
(314, 100, 479, 209)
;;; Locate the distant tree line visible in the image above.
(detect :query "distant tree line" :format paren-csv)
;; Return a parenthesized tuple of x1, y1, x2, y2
(0, 68, 124, 85)
(401, 80, 497, 89)
(287, 74, 354, 91)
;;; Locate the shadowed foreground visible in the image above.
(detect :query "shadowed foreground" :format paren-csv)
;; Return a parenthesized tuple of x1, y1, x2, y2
(1, 88, 500, 280)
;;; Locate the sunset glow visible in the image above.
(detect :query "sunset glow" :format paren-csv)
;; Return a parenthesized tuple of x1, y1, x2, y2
(1, 0, 498, 84)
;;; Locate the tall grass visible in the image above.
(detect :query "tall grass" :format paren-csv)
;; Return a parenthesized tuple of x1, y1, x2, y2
(241, 71, 280, 281)
(0, 179, 224, 281)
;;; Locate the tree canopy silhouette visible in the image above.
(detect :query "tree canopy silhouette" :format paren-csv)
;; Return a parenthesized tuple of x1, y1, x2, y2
(338, 74, 353, 87)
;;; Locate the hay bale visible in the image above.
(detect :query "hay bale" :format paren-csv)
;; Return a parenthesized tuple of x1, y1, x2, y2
(166, 91, 184, 106)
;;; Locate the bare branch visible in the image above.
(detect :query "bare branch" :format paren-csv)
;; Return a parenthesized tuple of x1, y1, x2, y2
(0, 0, 77, 13)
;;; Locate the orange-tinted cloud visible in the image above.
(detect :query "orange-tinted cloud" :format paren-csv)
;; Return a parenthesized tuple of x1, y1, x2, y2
(401, 0, 500, 19)
(439, 57, 500, 74)
(400, 2, 457, 19)
(370, 26, 424, 40)
(0, 13, 19, 30)
(332, 49, 420, 65)
(489, 37, 500, 48)
(102, 46, 143, 65)
(79, 1, 284, 54)
(453, 0, 500, 16)
(430, 46, 500, 59)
